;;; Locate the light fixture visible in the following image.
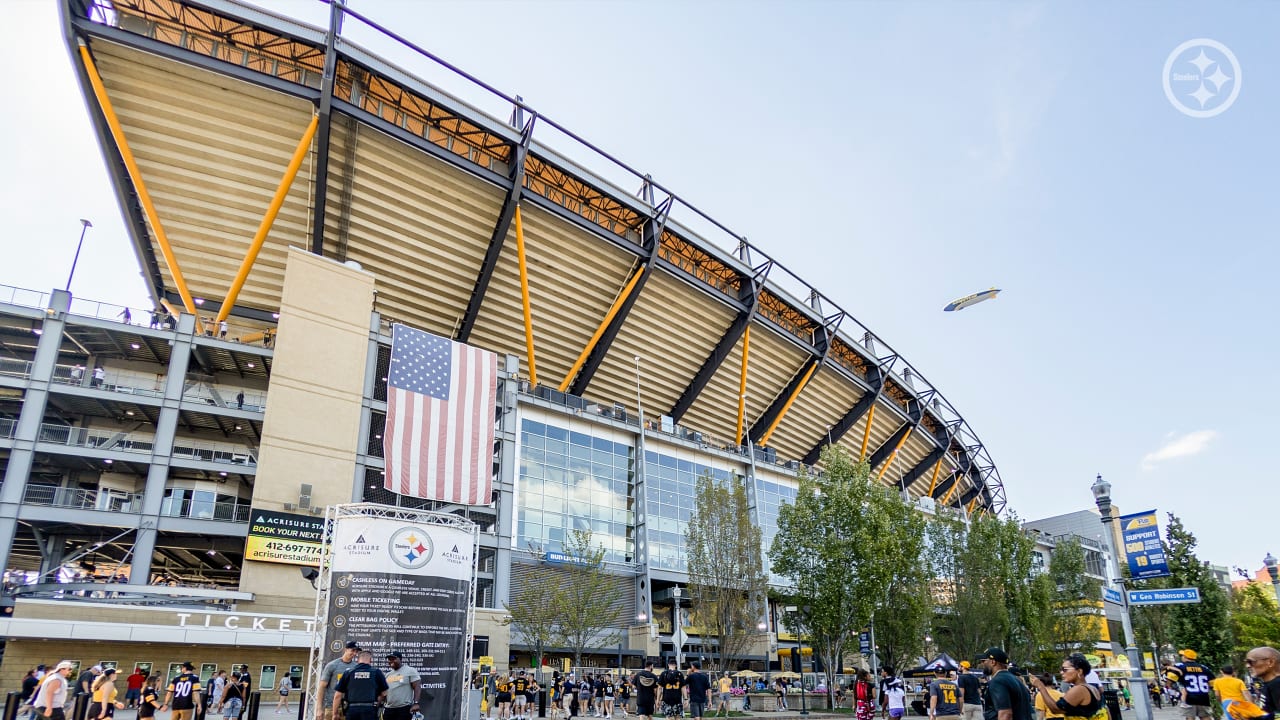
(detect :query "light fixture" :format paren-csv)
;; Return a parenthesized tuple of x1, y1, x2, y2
(234, 424, 242, 430)
(219, 472, 227, 477)
(32, 329, 42, 335)
(130, 343, 140, 350)
(247, 362, 255, 368)
(223, 564, 232, 570)
(126, 410, 135, 416)
(375, 434, 382, 439)
(194, 298, 205, 306)
(207, 549, 217, 557)
(637, 612, 647, 622)
(271, 313, 280, 320)
(103, 459, 113, 464)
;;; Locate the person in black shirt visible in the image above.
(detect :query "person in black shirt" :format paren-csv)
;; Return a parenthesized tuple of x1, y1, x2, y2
(332, 651, 388, 720)
(79, 667, 102, 697)
(685, 663, 711, 720)
(632, 662, 660, 720)
(139, 676, 161, 720)
(957, 663, 982, 720)
(657, 660, 685, 720)
(20, 670, 39, 720)
(978, 648, 1032, 720)
(1030, 654, 1101, 719)
(1246, 647, 1280, 720)
(162, 663, 203, 720)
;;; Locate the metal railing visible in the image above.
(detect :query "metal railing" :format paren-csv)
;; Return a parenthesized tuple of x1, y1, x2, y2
(161, 498, 252, 523)
(36, 423, 256, 466)
(0, 357, 32, 380)
(53, 365, 166, 397)
(23, 485, 144, 512)
(181, 383, 267, 412)
(0, 418, 15, 440)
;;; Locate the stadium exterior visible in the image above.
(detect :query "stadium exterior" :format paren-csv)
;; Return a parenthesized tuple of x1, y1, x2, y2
(0, 0, 1004, 689)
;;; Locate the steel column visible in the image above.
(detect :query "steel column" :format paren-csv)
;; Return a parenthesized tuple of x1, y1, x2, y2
(748, 323, 833, 446)
(457, 117, 536, 343)
(668, 275, 760, 424)
(802, 364, 884, 465)
(308, 0, 346, 255)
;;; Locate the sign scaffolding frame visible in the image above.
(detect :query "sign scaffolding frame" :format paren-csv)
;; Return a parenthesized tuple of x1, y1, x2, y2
(304, 503, 480, 720)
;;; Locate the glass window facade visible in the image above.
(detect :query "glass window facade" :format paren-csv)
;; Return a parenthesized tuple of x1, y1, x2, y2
(517, 417, 635, 564)
(643, 450, 742, 572)
(756, 477, 797, 577)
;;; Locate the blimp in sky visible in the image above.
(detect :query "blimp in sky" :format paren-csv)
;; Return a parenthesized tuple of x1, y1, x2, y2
(944, 287, 1001, 312)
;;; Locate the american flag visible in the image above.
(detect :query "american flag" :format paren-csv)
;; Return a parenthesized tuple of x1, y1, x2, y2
(384, 324, 497, 505)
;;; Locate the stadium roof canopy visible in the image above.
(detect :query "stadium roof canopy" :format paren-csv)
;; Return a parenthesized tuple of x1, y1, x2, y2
(59, 0, 1005, 513)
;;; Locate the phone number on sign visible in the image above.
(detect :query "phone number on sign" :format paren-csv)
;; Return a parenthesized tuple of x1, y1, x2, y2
(263, 542, 321, 554)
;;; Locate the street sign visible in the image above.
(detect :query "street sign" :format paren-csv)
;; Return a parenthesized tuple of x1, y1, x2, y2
(673, 626, 689, 648)
(1127, 587, 1201, 606)
(1103, 587, 1124, 605)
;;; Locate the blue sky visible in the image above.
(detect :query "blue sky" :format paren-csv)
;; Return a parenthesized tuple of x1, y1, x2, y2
(2, 1, 1276, 573)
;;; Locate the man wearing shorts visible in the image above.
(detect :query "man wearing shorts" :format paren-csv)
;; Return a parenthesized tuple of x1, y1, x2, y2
(513, 671, 530, 720)
(715, 673, 732, 717)
(686, 663, 711, 720)
(632, 662, 659, 720)
(657, 660, 685, 720)
(161, 662, 202, 720)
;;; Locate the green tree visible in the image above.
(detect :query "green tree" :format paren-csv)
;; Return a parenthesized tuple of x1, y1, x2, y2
(1162, 514, 1233, 666)
(1230, 583, 1280, 661)
(931, 512, 1040, 664)
(1044, 537, 1104, 657)
(504, 558, 565, 679)
(768, 446, 926, 707)
(554, 529, 626, 666)
(686, 472, 768, 672)
(871, 514, 932, 675)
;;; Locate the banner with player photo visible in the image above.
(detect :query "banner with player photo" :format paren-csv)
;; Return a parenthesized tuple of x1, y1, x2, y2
(315, 507, 478, 720)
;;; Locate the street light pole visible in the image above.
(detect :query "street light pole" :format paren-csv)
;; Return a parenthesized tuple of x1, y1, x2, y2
(784, 605, 809, 716)
(1264, 553, 1279, 603)
(1092, 474, 1153, 720)
(66, 219, 92, 292)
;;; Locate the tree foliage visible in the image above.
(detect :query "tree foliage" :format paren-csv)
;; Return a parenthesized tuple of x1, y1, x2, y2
(769, 446, 925, 706)
(1044, 537, 1104, 659)
(685, 472, 768, 672)
(504, 561, 564, 676)
(554, 529, 625, 666)
(1161, 514, 1233, 666)
(930, 512, 1039, 664)
(1230, 582, 1280, 661)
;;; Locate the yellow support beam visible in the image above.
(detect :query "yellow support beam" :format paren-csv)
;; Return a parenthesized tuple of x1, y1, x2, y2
(876, 426, 913, 481)
(758, 361, 818, 447)
(859, 403, 877, 460)
(217, 113, 320, 323)
(735, 326, 751, 444)
(559, 265, 647, 393)
(78, 42, 197, 317)
(967, 496, 980, 514)
(514, 206, 539, 386)
(941, 476, 961, 506)
(926, 459, 944, 497)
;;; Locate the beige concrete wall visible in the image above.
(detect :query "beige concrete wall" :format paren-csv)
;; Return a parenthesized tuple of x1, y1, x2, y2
(239, 247, 375, 615)
(0, 639, 307, 694)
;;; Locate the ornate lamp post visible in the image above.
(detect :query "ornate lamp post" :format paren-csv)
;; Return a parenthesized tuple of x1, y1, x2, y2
(784, 605, 809, 716)
(1264, 553, 1279, 602)
(1092, 474, 1153, 720)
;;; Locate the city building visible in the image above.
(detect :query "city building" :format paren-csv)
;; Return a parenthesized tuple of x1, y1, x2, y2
(0, 0, 1003, 690)
(1023, 510, 1124, 658)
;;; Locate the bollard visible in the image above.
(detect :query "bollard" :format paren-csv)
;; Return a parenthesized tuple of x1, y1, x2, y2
(296, 693, 306, 720)
(1102, 689, 1122, 720)
(247, 692, 262, 720)
(538, 689, 547, 719)
(72, 693, 93, 720)
(5, 691, 23, 720)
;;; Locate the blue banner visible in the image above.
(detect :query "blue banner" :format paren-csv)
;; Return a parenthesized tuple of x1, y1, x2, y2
(859, 630, 872, 654)
(1119, 510, 1171, 579)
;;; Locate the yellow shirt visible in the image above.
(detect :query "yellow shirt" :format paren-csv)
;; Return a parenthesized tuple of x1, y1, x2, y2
(718, 678, 732, 694)
(1210, 676, 1249, 703)
(1036, 688, 1066, 719)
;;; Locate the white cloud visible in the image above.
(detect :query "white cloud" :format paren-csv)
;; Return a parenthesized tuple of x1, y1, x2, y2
(1141, 430, 1218, 471)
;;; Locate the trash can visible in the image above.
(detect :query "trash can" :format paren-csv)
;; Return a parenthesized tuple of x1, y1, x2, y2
(1102, 689, 1123, 720)
(5, 691, 23, 720)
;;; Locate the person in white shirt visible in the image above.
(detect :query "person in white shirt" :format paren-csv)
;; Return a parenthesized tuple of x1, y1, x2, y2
(33, 661, 75, 720)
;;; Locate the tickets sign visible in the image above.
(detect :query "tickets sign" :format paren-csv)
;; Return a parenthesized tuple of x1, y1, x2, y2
(244, 508, 326, 566)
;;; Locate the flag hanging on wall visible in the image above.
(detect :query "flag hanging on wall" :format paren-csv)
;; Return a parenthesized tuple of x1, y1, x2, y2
(384, 323, 497, 505)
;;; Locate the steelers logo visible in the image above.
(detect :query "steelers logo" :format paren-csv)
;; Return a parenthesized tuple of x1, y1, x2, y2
(389, 526, 434, 570)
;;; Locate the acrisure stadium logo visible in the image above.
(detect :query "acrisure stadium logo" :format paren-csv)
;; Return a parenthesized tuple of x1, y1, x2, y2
(389, 526, 434, 570)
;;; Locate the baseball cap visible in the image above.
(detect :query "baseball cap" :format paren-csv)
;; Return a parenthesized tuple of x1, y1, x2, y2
(91, 665, 104, 673)
(387, 651, 403, 659)
(345, 641, 361, 650)
(960, 661, 970, 669)
(981, 648, 1008, 664)
(1180, 649, 1198, 660)
(56, 661, 75, 672)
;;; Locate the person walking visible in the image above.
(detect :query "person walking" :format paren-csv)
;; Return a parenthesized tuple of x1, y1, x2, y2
(1245, 647, 1280, 719)
(715, 673, 732, 717)
(331, 651, 388, 720)
(1030, 675, 1064, 720)
(33, 661, 75, 720)
(1029, 654, 1102, 720)
(161, 662, 202, 720)
(774, 677, 788, 711)
(381, 652, 421, 720)
(78, 665, 102, 696)
(91, 366, 105, 388)
(928, 667, 960, 720)
(90, 669, 125, 720)
(118, 308, 132, 324)
(138, 675, 162, 720)
(220, 672, 246, 720)
(632, 662, 659, 720)
(883, 675, 906, 720)
(956, 663, 981, 720)
(276, 675, 293, 714)
(1167, 649, 1215, 720)
(1211, 665, 1252, 717)
(20, 670, 40, 720)
(125, 668, 146, 709)
(979, 649, 1033, 720)
(686, 663, 711, 720)
(656, 660, 684, 720)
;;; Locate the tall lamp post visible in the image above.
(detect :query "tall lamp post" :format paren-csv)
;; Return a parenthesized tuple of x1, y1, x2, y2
(1092, 474, 1153, 720)
(1264, 553, 1279, 603)
(66, 219, 93, 292)
(784, 605, 809, 716)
